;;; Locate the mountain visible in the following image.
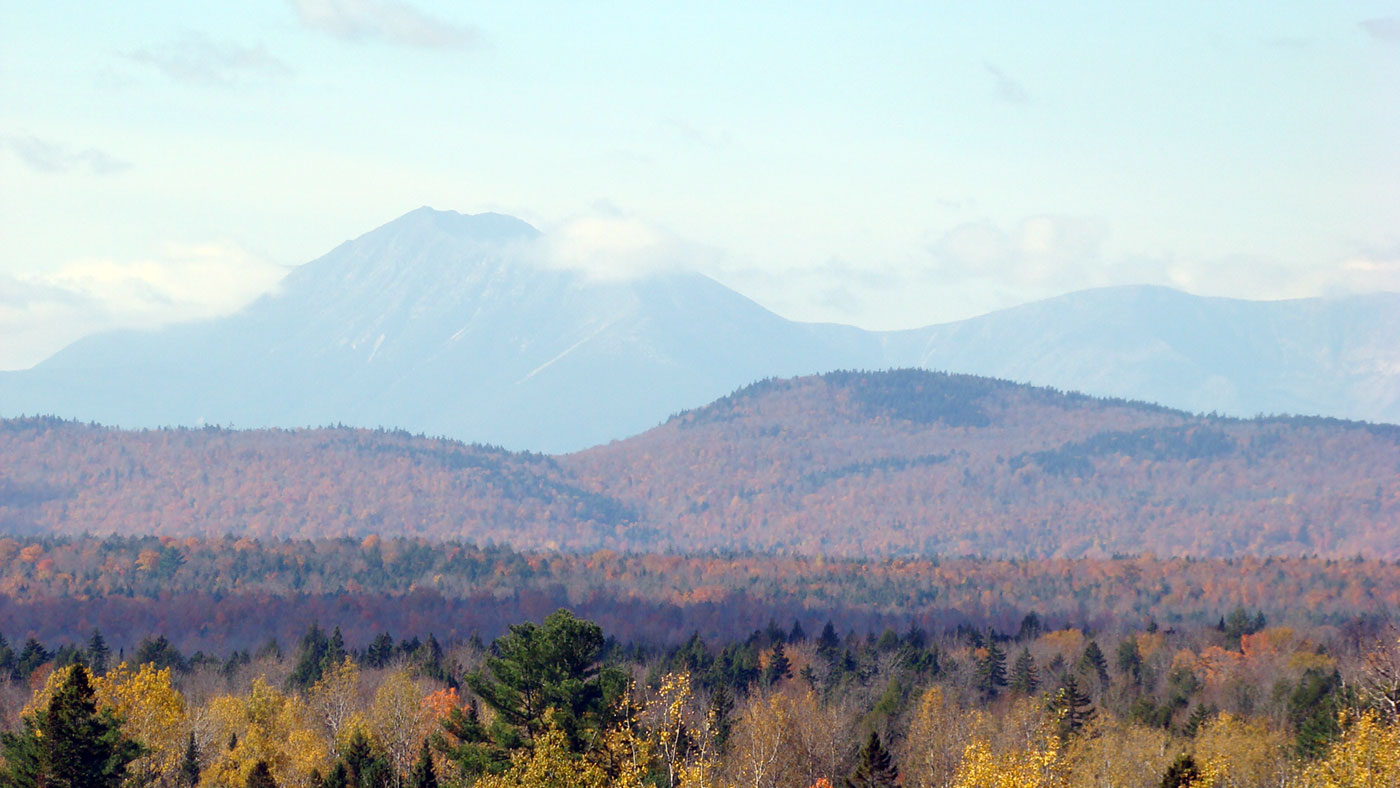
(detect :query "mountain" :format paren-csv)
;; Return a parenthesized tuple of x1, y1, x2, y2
(1, 207, 1396, 451)
(885, 285, 1400, 425)
(0, 208, 871, 451)
(4, 370, 1397, 558)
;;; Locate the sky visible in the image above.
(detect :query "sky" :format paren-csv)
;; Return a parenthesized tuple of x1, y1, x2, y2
(2, 1, 1398, 369)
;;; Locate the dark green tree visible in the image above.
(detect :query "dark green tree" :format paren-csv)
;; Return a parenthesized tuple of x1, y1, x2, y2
(709, 685, 735, 752)
(288, 624, 331, 689)
(179, 730, 202, 787)
(465, 609, 628, 754)
(843, 730, 898, 788)
(1160, 754, 1200, 788)
(974, 633, 1008, 700)
(1289, 668, 1344, 758)
(1050, 674, 1095, 739)
(1115, 637, 1143, 685)
(365, 633, 395, 669)
(246, 760, 277, 788)
(87, 629, 110, 675)
(1182, 704, 1216, 738)
(438, 700, 507, 779)
(320, 762, 350, 788)
(0, 664, 144, 788)
(1078, 640, 1109, 684)
(763, 641, 792, 686)
(408, 739, 438, 788)
(1010, 648, 1039, 695)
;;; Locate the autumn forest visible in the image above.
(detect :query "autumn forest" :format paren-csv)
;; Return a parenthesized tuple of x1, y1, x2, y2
(2, 370, 1399, 786)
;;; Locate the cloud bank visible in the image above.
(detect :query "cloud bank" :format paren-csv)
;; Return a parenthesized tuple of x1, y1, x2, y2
(1, 244, 288, 370)
(3, 136, 130, 175)
(127, 32, 291, 86)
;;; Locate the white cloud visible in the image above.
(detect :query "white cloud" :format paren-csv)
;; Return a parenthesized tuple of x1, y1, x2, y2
(0, 244, 288, 370)
(127, 32, 291, 86)
(291, 0, 479, 49)
(3, 135, 131, 175)
(532, 215, 719, 282)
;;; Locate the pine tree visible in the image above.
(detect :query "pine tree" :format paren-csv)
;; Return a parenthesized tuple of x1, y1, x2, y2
(763, 641, 792, 686)
(974, 633, 1008, 700)
(408, 739, 438, 788)
(1115, 637, 1143, 685)
(844, 730, 898, 788)
(817, 621, 841, 660)
(1078, 640, 1109, 684)
(709, 685, 735, 752)
(1182, 704, 1215, 738)
(179, 730, 201, 787)
(86, 629, 110, 676)
(1050, 674, 1096, 739)
(246, 760, 277, 788)
(1010, 648, 1039, 695)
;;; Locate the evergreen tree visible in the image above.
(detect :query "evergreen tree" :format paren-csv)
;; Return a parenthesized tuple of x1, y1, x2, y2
(1182, 704, 1216, 738)
(1010, 648, 1039, 695)
(1078, 640, 1109, 684)
(465, 609, 627, 754)
(817, 621, 841, 660)
(321, 762, 349, 788)
(289, 624, 331, 689)
(179, 730, 201, 787)
(788, 619, 806, 643)
(973, 633, 1008, 700)
(0, 633, 16, 680)
(408, 739, 438, 788)
(1160, 754, 1200, 788)
(709, 685, 735, 752)
(1289, 668, 1343, 758)
(438, 700, 505, 779)
(246, 760, 277, 788)
(365, 633, 395, 669)
(844, 730, 898, 788)
(1115, 637, 1143, 685)
(0, 664, 144, 788)
(763, 641, 792, 686)
(17, 638, 51, 679)
(1050, 674, 1096, 739)
(86, 629, 110, 675)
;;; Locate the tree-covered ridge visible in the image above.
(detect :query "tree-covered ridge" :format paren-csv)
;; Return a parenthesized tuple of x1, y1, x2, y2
(0, 537, 1399, 653)
(2, 607, 1400, 787)
(3, 367, 1398, 556)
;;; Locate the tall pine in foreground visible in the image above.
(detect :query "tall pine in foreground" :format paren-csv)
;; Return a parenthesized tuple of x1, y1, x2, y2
(844, 730, 898, 788)
(0, 664, 143, 788)
(1050, 673, 1096, 739)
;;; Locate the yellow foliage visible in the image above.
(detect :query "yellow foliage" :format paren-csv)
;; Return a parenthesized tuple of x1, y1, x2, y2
(1063, 715, 1172, 788)
(1037, 629, 1085, 657)
(94, 662, 187, 785)
(1193, 711, 1291, 788)
(473, 710, 650, 788)
(949, 732, 1065, 788)
(199, 677, 328, 788)
(1296, 711, 1400, 788)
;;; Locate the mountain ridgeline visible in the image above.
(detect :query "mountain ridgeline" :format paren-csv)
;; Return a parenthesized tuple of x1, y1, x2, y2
(0, 208, 1396, 452)
(3, 370, 1396, 558)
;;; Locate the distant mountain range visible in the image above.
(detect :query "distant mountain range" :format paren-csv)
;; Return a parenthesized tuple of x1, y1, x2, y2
(4, 370, 1396, 557)
(2, 208, 1396, 451)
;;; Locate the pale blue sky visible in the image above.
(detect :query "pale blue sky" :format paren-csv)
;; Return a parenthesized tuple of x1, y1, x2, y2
(2, 1, 1398, 368)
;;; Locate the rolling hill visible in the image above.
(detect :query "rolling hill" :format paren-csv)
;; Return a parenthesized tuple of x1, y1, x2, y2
(3, 370, 1396, 558)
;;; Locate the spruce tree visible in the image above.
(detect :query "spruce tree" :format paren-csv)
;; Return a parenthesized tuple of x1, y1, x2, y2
(1182, 704, 1215, 738)
(320, 762, 349, 788)
(86, 629, 110, 676)
(409, 739, 438, 788)
(974, 634, 1008, 700)
(179, 730, 201, 787)
(1078, 640, 1109, 684)
(1115, 637, 1143, 685)
(1010, 648, 1039, 695)
(844, 730, 898, 788)
(0, 665, 143, 788)
(763, 641, 792, 686)
(1050, 674, 1096, 739)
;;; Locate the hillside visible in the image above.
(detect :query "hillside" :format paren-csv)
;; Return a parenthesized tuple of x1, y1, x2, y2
(2, 370, 1396, 558)
(1, 209, 1396, 454)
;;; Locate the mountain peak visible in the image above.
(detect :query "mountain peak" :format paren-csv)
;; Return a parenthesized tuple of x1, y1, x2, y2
(378, 206, 540, 243)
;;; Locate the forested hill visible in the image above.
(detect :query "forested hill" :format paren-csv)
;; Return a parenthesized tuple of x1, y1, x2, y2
(4, 369, 1398, 557)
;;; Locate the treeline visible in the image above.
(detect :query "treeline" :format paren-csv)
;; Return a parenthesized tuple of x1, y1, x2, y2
(1, 537, 1400, 651)
(3, 608, 1400, 787)
(4, 367, 1398, 558)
